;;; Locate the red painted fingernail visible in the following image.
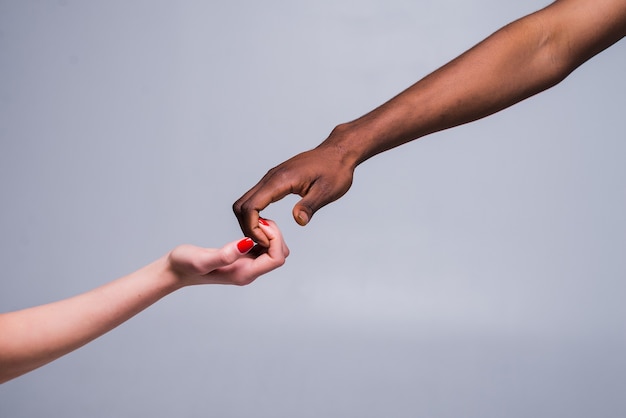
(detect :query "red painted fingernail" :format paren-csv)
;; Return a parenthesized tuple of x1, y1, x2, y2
(258, 218, 270, 226)
(237, 237, 255, 253)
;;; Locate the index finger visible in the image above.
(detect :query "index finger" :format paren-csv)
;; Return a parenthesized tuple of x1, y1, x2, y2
(233, 171, 294, 246)
(249, 218, 289, 273)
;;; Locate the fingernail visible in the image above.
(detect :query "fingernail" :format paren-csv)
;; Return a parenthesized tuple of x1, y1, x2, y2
(237, 237, 255, 253)
(296, 211, 309, 226)
(258, 217, 270, 226)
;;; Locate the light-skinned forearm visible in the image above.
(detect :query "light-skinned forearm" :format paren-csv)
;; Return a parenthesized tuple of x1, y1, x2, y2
(0, 257, 180, 384)
(324, 0, 626, 168)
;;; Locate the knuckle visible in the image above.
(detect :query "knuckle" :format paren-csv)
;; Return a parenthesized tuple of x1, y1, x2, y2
(191, 259, 207, 273)
(273, 168, 292, 182)
(217, 249, 237, 266)
(274, 256, 287, 268)
(268, 166, 296, 186)
(244, 199, 258, 211)
(238, 200, 256, 214)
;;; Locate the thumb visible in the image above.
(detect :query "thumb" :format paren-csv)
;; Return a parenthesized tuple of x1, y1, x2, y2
(292, 191, 327, 226)
(292, 173, 353, 226)
(199, 237, 255, 273)
(293, 203, 312, 226)
(235, 237, 256, 255)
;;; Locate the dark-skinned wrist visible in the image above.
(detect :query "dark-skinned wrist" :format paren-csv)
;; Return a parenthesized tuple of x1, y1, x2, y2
(317, 122, 370, 170)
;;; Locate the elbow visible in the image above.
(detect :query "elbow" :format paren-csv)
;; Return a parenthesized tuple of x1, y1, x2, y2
(526, 9, 596, 92)
(521, 17, 571, 91)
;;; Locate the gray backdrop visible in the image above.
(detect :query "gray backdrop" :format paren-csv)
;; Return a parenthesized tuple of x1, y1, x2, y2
(1, 1, 625, 417)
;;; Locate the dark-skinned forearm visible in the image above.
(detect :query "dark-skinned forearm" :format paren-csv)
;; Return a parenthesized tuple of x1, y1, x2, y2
(321, 0, 625, 169)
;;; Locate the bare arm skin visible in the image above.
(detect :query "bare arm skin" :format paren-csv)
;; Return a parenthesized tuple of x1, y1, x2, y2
(0, 219, 288, 384)
(234, 0, 626, 246)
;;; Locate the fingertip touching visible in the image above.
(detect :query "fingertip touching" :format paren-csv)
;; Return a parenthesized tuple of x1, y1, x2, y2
(232, 199, 270, 247)
(256, 217, 290, 265)
(256, 217, 275, 243)
(250, 225, 270, 247)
